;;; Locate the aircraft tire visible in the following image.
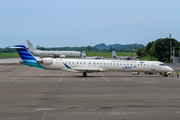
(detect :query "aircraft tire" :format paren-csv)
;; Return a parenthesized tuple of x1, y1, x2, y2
(83, 73, 87, 77)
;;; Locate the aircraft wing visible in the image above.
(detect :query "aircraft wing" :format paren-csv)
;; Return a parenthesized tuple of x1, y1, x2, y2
(63, 63, 102, 73)
(50, 53, 59, 58)
(74, 68, 101, 73)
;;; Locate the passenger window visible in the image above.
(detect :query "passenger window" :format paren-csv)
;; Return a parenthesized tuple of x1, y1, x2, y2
(144, 64, 145, 66)
(117, 63, 118, 65)
(77, 62, 78, 64)
(114, 63, 115, 65)
(80, 62, 82, 64)
(110, 63, 112, 65)
(84, 62, 85, 64)
(107, 63, 109, 65)
(104, 63, 105, 65)
(69, 62, 71, 64)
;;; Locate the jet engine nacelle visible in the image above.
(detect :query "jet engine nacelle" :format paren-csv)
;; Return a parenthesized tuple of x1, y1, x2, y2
(60, 55, 66, 58)
(37, 58, 53, 65)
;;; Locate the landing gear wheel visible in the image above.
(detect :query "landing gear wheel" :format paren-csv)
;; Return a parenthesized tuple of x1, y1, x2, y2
(163, 72, 168, 77)
(83, 73, 87, 77)
(163, 74, 165, 77)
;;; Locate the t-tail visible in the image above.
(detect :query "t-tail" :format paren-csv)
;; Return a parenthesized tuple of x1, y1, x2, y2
(80, 51, 87, 58)
(11, 45, 46, 69)
(112, 51, 117, 58)
(27, 40, 40, 52)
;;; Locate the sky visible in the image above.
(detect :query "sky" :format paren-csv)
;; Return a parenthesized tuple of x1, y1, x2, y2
(0, 0, 180, 48)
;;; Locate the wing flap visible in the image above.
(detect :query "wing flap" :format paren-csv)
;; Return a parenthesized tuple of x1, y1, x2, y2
(74, 68, 101, 73)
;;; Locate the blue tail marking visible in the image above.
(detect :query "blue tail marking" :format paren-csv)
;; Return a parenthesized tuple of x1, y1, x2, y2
(11, 45, 36, 60)
(11, 45, 46, 69)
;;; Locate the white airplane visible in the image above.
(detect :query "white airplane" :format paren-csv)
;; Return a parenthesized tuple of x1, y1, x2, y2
(27, 40, 81, 58)
(80, 51, 104, 59)
(112, 51, 138, 60)
(11, 45, 174, 77)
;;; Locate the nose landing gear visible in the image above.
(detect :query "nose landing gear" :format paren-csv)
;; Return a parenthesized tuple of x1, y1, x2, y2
(83, 72, 87, 77)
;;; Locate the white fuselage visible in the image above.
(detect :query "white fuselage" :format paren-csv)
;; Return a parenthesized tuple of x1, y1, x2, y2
(32, 51, 81, 57)
(39, 58, 173, 73)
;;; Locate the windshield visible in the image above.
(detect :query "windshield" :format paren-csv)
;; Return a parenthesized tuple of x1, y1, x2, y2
(159, 63, 166, 66)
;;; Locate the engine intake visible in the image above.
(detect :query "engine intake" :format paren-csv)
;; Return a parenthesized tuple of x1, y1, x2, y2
(37, 58, 53, 65)
(60, 55, 66, 58)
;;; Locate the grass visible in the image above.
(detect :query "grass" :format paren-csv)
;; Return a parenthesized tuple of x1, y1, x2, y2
(86, 52, 137, 58)
(0, 53, 20, 58)
(0, 52, 137, 58)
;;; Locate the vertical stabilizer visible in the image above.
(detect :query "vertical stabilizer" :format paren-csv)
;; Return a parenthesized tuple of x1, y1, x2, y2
(112, 51, 117, 58)
(80, 51, 87, 58)
(10, 45, 36, 61)
(10, 45, 46, 69)
(27, 40, 40, 51)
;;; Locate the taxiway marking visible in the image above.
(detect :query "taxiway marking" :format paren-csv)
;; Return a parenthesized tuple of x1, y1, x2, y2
(100, 73, 109, 82)
(35, 70, 48, 82)
(117, 72, 133, 81)
(41, 71, 64, 120)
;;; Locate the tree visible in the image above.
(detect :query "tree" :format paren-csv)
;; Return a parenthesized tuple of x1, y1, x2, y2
(108, 46, 113, 52)
(146, 41, 154, 53)
(86, 46, 93, 51)
(148, 46, 156, 60)
(151, 38, 180, 62)
(136, 46, 147, 57)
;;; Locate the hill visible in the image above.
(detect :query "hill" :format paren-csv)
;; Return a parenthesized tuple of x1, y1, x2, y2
(94, 43, 144, 50)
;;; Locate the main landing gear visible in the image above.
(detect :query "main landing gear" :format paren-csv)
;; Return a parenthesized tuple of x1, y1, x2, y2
(162, 72, 168, 77)
(83, 72, 87, 77)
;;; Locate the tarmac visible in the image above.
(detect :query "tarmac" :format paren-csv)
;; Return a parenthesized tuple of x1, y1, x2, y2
(1, 58, 180, 120)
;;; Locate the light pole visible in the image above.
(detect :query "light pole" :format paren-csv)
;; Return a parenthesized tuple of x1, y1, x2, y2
(170, 33, 173, 60)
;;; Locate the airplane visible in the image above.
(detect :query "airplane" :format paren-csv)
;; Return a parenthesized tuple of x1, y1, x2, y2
(112, 51, 138, 60)
(27, 40, 81, 58)
(132, 47, 135, 52)
(80, 51, 104, 59)
(11, 45, 173, 77)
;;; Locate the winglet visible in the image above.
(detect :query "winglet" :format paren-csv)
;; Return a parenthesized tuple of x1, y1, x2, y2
(64, 63, 71, 69)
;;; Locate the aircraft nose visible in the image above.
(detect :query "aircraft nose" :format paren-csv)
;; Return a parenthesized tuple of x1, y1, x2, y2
(169, 67, 174, 72)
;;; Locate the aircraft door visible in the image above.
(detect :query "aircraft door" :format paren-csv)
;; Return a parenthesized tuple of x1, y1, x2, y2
(151, 63, 156, 71)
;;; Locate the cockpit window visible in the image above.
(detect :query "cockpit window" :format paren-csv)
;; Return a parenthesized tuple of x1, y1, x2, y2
(159, 63, 166, 66)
